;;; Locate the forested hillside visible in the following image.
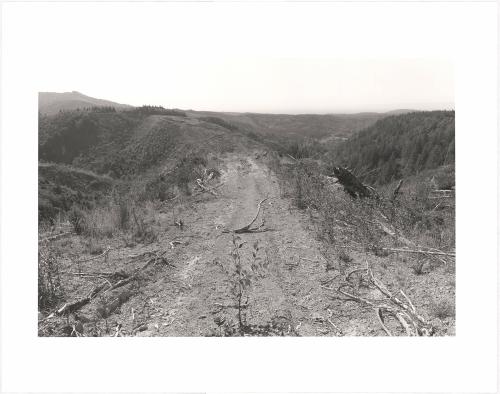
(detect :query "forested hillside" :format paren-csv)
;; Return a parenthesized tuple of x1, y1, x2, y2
(39, 110, 142, 167)
(189, 110, 385, 140)
(38, 107, 262, 222)
(39, 108, 246, 177)
(332, 111, 455, 185)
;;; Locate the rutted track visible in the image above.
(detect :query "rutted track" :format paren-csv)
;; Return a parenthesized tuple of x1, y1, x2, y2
(115, 153, 338, 336)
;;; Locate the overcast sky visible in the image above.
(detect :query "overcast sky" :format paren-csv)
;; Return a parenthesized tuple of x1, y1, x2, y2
(67, 58, 452, 114)
(19, 3, 455, 114)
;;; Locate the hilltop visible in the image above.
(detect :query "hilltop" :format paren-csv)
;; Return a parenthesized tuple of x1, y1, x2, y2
(39, 91, 133, 115)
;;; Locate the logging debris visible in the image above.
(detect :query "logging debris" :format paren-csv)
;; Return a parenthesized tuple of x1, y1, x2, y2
(41, 250, 170, 320)
(334, 264, 435, 336)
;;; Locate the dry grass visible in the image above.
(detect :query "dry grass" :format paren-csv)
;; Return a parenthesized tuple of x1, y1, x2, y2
(68, 200, 159, 245)
(273, 159, 455, 256)
(270, 157, 455, 335)
(38, 246, 63, 310)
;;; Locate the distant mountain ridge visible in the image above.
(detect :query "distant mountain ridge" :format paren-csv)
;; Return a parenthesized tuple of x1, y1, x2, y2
(39, 91, 133, 115)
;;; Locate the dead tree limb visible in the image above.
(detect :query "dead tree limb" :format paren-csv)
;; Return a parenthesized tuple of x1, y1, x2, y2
(376, 308, 393, 336)
(43, 251, 168, 319)
(225, 198, 268, 234)
(75, 247, 111, 264)
(333, 268, 435, 336)
(345, 267, 368, 282)
(39, 231, 73, 243)
(196, 178, 217, 196)
(49, 280, 110, 317)
(395, 312, 413, 336)
(381, 247, 455, 257)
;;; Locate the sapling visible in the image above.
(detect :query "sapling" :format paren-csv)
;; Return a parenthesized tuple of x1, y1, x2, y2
(228, 235, 267, 334)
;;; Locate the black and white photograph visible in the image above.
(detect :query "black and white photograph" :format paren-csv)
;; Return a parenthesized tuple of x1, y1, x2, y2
(1, 1, 498, 393)
(37, 73, 456, 338)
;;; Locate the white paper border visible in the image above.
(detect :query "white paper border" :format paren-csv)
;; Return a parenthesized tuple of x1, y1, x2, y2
(1, 2, 497, 393)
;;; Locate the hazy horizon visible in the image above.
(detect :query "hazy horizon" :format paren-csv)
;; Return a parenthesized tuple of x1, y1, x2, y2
(40, 57, 454, 115)
(41, 87, 454, 116)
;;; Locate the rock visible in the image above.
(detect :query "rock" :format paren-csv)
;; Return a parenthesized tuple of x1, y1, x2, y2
(311, 312, 325, 322)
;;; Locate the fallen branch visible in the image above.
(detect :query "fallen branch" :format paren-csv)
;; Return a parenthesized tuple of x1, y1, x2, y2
(395, 312, 414, 336)
(49, 280, 110, 317)
(376, 308, 392, 336)
(332, 268, 435, 336)
(42, 251, 168, 319)
(382, 247, 455, 257)
(170, 240, 183, 249)
(75, 247, 111, 264)
(225, 198, 268, 234)
(196, 178, 217, 196)
(62, 271, 126, 280)
(104, 276, 135, 293)
(320, 274, 340, 287)
(39, 231, 73, 243)
(345, 267, 367, 282)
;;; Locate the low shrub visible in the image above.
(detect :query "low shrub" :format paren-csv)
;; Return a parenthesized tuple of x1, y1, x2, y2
(338, 250, 353, 264)
(68, 206, 87, 235)
(411, 260, 427, 275)
(430, 300, 455, 320)
(38, 246, 63, 310)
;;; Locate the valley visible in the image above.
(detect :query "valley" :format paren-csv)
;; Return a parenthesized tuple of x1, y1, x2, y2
(38, 93, 455, 337)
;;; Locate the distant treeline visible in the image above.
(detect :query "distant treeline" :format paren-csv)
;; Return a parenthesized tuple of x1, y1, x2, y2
(50, 105, 187, 117)
(129, 105, 186, 117)
(53, 106, 118, 114)
(331, 110, 455, 185)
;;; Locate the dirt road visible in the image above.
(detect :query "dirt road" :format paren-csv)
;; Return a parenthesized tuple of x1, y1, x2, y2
(109, 152, 341, 336)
